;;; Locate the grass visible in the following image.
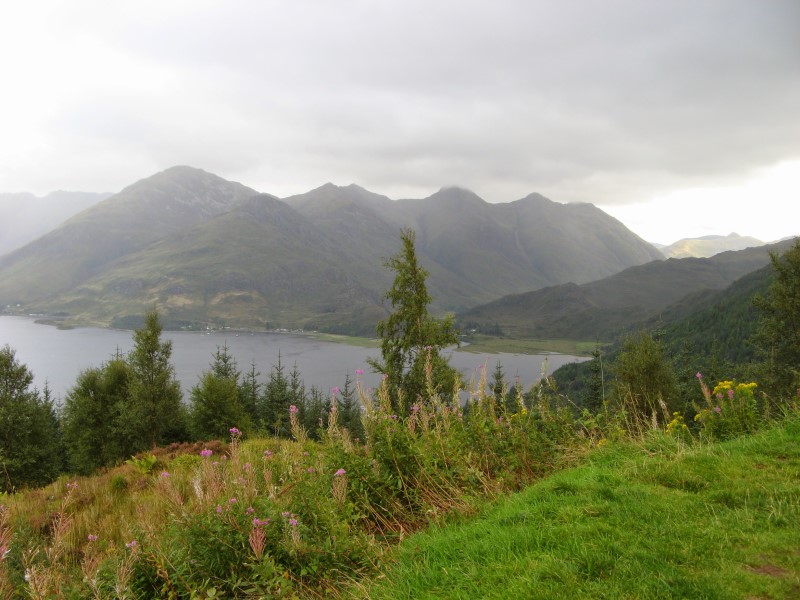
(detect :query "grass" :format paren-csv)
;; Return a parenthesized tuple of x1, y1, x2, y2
(358, 419, 800, 599)
(308, 332, 381, 348)
(458, 334, 598, 356)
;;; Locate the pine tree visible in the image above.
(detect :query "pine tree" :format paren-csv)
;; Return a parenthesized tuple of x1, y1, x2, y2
(122, 310, 187, 451)
(190, 345, 250, 440)
(368, 228, 460, 412)
(753, 239, 800, 393)
(0, 345, 63, 491)
(61, 356, 131, 474)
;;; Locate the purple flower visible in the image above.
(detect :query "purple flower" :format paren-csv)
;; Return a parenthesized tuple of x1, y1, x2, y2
(334, 468, 346, 477)
(125, 540, 138, 549)
(160, 471, 170, 478)
(246, 506, 255, 515)
(215, 505, 223, 514)
(696, 372, 703, 380)
(229, 497, 237, 504)
(307, 467, 315, 474)
(355, 369, 364, 375)
(243, 462, 252, 470)
(289, 405, 299, 414)
(200, 449, 213, 458)
(289, 518, 298, 527)
(714, 406, 722, 414)
(263, 450, 273, 458)
(229, 427, 241, 436)
(66, 482, 78, 490)
(727, 389, 735, 399)
(331, 386, 340, 396)
(87, 534, 98, 542)
(253, 517, 271, 527)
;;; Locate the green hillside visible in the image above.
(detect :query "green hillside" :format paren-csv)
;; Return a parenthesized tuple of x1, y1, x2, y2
(361, 420, 800, 599)
(460, 239, 796, 341)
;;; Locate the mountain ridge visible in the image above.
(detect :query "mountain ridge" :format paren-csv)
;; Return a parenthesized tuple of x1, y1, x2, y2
(0, 166, 665, 333)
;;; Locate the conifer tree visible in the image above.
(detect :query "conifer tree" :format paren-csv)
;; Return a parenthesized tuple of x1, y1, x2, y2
(368, 229, 460, 412)
(122, 310, 187, 451)
(61, 356, 131, 474)
(0, 345, 63, 491)
(190, 345, 250, 440)
(753, 239, 800, 393)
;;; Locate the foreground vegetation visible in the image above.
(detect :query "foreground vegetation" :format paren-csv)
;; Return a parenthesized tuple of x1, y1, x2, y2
(362, 419, 800, 599)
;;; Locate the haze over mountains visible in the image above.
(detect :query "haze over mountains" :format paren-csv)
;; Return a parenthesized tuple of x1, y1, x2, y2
(0, 166, 665, 334)
(658, 233, 765, 259)
(0, 191, 112, 256)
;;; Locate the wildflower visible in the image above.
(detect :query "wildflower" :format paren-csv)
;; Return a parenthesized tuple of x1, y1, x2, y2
(289, 405, 299, 414)
(714, 406, 722, 414)
(289, 518, 299, 527)
(307, 467, 315, 474)
(727, 389, 735, 400)
(200, 449, 213, 458)
(229, 427, 241, 436)
(331, 386, 340, 396)
(87, 534, 98, 542)
(243, 462, 252, 470)
(389, 414, 398, 420)
(334, 468, 346, 477)
(355, 369, 364, 375)
(246, 506, 255, 515)
(125, 540, 138, 549)
(229, 497, 237, 504)
(263, 449, 273, 458)
(411, 403, 420, 413)
(66, 481, 78, 490)
(159, 471, 170, 478)
(253, 518, 271, 527)
(696, 372, 703, 380)
(281, 511, 291, 518)
(216, 505, 223, 514)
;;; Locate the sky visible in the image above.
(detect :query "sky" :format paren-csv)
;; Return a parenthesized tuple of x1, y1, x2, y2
(0, 1, 798, 245)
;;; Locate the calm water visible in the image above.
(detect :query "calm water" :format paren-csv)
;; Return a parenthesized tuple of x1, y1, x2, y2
(0, 316, 586, 402)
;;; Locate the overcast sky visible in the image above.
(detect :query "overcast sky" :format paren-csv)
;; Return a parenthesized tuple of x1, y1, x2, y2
(1, 0, 798, 244)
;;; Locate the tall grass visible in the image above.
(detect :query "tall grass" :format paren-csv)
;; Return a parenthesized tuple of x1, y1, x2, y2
(0, 367, 795, 598)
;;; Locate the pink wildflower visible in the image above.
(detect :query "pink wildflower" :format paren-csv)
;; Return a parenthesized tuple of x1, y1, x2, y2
(87, 534, 98, 542)
(334, 468, 346, 477)
(200, 449, 213, 457)
(355, 369, 364, 375)
(289, 405, 299, 414)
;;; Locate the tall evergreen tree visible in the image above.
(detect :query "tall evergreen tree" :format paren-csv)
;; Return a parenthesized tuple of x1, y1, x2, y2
(0, 345, 63, 491)
(190, 345, 250, 440)
(368, 228, 460, 412)
(753, 239, 800, 394)
(61, 356, 131, 474)
(337, 373, 364, 439)
(122, 310, 187, 451)
(260, 353, 290, 437)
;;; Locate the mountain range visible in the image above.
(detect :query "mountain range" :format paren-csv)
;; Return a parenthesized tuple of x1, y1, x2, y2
(459, 238, 796, 341)
(658, 233, 765, 259)
(0, 166, 663, 334)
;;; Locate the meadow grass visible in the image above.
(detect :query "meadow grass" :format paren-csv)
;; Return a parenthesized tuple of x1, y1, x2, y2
(358, 419, 800, 599)
(457, 335, 597, 356)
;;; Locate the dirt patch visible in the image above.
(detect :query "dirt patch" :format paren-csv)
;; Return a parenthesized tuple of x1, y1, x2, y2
(747, 563, 788, 578)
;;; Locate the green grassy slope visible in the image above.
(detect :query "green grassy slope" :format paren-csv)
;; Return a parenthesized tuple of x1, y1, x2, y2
(361, 421, 800, 599)
(460, 238, 796, 341)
